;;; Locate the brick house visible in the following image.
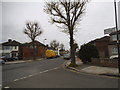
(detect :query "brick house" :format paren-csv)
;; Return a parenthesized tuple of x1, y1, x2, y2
(108, 30, 120, 58)
(89, 36, 110, 58)
(0, 39, 22, 58)
(22, 41, 47, 59)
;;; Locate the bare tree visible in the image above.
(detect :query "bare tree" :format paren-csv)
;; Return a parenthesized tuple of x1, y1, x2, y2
(24, 22, 42, 60)
(50, 40, 60, 50)
(44, 0, 88, 66)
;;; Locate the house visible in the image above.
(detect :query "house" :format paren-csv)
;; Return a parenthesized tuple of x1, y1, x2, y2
(89, 36, 110, 58)
(108, 30, 120, 58)
(22, 41, 47, 59)
(0, 39, 22, 58)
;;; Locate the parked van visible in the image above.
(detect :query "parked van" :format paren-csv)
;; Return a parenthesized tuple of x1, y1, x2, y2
(45, 50, 56, 59)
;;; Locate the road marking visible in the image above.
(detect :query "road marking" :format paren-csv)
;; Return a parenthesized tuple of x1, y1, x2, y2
(14, 79, 19, 82)
(42, 70, 49, 73)
(4, 86, 10, 88)
(53, 67, 59, 70)
(39, 67, 60, 74)
(20, 77, 27, 80)
(13, 67, 60, 82)
(28, 75, 33, 77)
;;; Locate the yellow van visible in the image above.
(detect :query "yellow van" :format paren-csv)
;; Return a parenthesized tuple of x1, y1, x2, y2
(45, 50, 56, 59)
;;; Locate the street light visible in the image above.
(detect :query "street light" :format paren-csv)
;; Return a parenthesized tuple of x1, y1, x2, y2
(43, 38, 47, 45)
(57, 46, 61, 56)
(114, 0, 120, 73)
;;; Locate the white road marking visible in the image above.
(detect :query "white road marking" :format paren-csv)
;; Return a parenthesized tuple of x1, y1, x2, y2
(28, 75, 33, 77)
(13, 67, 60, 82)
(39, 67, 60, 74)
(14, 79, 19, 82)
(20, 77, 27, 79)
(42, 70, 49, 73)
(53, 67, 59, 70)
(4, 86, 10, 88)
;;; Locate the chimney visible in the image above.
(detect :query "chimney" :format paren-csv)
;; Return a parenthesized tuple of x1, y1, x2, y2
(8, 39, 12, 42)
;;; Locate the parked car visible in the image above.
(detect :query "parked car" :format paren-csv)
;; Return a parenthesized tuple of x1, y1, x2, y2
(63, 53, 70, 60)
(0, 59, 5, 64)
(14, 56, 23, 60)
(1, 56, 15, 61)
(110, 55, 118, 59)
(1, 56, 7, 62)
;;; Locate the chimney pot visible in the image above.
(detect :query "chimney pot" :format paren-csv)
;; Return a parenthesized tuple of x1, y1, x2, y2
(8, 39, 12, 42)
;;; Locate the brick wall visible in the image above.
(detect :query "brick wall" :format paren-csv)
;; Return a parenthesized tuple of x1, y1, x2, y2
(91, 58, 118, 67)
(22, 45, 47, 60)
(95, 41, 109, 58)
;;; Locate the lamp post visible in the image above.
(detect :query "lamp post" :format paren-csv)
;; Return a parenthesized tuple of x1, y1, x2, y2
(43, 38, 47, 45)
(57, 46, 61, 56)
(114, 0, 120, 73)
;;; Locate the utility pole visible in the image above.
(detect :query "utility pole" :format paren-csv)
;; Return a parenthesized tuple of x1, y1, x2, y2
(114, 0, 120, 73)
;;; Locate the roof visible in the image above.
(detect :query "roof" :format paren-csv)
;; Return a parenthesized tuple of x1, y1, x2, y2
(2, 40, 22, 46)
(89, 36, 110, 43)
(23, 40, 46, 47)
(109, 30, 120, 35)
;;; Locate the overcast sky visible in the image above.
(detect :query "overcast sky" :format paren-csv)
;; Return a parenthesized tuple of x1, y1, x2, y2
(1, 0, 120, 50)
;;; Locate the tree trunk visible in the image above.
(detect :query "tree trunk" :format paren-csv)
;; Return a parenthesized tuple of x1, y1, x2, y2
(70, 31, 76, 65)
(67, 7, 76, 66)
(32, 40, 36, 60)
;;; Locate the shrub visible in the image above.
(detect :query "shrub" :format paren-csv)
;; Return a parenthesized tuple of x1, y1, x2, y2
(78, 43, 99, 63)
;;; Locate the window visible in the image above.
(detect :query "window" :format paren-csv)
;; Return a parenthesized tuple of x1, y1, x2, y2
(30, 46, 33, 48)
(3, 46, 10, 50)
(112, 35, 117, 41)
(119, 34, 120, 40)
(111, 34, 120, 41)
(112, 47, 118, 54)
(30, 46, 36, 49)
(14, 46, 17, 49)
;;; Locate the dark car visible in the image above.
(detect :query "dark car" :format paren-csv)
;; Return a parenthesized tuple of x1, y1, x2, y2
(1, 56, 7, 62)
(1, 56, 15, 61)
(0, 59, 5, 64)
(14, 56, 23, 60)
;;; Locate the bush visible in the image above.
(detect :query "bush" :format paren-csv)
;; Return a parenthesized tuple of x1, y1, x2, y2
(78, 43, 99, 63)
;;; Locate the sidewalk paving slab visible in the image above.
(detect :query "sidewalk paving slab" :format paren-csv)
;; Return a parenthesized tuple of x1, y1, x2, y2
(65, 58, 119, 77)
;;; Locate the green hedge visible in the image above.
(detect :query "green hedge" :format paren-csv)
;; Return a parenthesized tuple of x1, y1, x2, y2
(78, 43, 99, 63)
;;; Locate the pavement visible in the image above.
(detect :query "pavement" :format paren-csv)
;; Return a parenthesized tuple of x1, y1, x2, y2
(4, 58, 43, 65)
(65, 58, 120, 77)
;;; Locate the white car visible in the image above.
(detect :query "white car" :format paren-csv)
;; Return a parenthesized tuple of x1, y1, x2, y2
(63, 53, 70, 60)
(110, 55, 118, 59)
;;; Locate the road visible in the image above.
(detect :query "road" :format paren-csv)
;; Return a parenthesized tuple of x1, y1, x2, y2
(2, 57, 119, 88)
